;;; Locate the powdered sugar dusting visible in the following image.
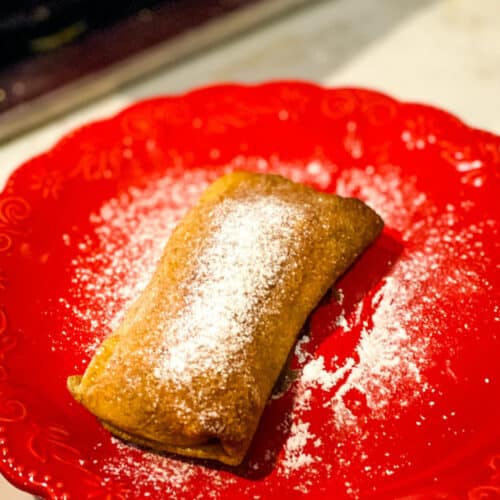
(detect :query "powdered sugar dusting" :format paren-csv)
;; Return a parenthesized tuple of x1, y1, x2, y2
(329, 276, 426, 429)
(101, 437, 236, 499)
(301, 355, 355, 393)
(153, 195, 306, 388)
(58, 160, 498, 498)
(336, 164, 429, 236)
(280, 422, 318, 475)
(273, 163, 497, 488)
(56, 169, 219, 359)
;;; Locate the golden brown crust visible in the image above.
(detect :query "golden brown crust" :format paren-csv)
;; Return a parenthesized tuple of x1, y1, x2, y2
(68, 171, 383, 465)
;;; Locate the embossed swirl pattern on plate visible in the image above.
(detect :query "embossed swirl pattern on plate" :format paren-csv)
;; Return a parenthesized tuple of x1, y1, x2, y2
(0, 196, 30, 252)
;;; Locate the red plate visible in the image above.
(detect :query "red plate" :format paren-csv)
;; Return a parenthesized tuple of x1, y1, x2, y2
(0, 82, 499, 499)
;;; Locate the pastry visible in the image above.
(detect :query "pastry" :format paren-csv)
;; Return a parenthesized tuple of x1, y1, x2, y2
(68, 171, 383, 465)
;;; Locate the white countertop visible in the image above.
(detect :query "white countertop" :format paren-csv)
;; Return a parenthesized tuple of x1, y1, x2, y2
(1, 0, 499, 497)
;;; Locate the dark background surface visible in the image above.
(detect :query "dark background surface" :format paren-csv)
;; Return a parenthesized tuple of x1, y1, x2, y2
(0, 0, 264, 113)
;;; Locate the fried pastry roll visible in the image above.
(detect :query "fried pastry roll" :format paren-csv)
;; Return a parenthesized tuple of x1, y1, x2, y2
(68, 171, 383, 465)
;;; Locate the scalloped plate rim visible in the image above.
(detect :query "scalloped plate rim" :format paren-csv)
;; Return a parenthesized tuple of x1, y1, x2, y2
(3, 80, 500, 189)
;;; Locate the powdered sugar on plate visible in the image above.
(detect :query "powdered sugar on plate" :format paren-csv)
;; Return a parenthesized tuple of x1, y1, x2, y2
(280, 422, 318, 475)
(56, 169, 220, 360)
(273, 164, 497, 489)
(101, 437, 237, 499)
(58, 160, 498, 497)
(336, 164, 428, 236)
